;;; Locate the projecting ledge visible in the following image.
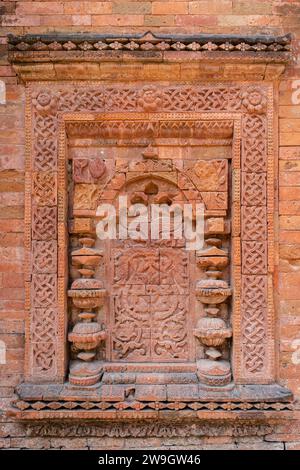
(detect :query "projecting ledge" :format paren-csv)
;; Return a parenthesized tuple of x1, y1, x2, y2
(9, 381, 293, 421)
(8, 32, 292, 82)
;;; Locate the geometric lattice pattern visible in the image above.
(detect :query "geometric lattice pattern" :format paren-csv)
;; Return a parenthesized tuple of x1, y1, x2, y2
(32, 172, 57, 206)
(32, 240, 57, 274)
(242, 139, 267, 173)
(241, 173, 267, 207)
(241, 275, 267, 374)
(32, 274, 57, 308)
(241, 206, 267, 241)
(32, 206, 57, 241)
(32, 341, 56, 374)
(31, 308, 57, 343)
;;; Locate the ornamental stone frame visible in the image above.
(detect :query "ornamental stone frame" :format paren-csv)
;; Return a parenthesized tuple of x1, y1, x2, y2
(8, 32, 294, 419)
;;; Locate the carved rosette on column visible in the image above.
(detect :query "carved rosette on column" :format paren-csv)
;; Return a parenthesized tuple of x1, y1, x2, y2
(68, 236, 107, 386)
(194, 236, 232, 386)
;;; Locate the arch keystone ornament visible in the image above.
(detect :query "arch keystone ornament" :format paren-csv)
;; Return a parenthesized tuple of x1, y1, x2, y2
(8, 32, 293, 420)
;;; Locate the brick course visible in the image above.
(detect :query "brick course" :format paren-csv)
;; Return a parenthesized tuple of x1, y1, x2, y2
(0, 0, 300, 450)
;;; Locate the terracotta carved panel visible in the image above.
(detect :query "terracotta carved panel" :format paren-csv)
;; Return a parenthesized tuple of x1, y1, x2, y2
(23, 83, 275, 390)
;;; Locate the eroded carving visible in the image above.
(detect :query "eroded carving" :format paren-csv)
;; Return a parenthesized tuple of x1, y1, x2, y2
(187, 160, 228, 192)
(73, 158, 106, 183)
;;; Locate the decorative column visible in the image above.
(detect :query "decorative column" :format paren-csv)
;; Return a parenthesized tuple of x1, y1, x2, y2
(194, 236, 232, 386)
(68, 236, 106, 386)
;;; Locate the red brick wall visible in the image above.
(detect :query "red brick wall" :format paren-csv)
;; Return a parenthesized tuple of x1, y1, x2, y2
(1, 1, 300, 450)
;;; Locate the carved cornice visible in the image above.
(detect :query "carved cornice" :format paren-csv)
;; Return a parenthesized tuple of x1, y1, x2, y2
(8, 32, 292, 82)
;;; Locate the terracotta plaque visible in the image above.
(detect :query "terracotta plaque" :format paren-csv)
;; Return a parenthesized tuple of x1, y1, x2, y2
(23, 83, 275, 389)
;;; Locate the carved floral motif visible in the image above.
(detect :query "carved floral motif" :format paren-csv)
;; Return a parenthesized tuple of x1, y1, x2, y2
(32, 206, 57, 240)
(241, 86, 267, 114)
(137, 85, 162, 112)
(32, 91, 57, 114)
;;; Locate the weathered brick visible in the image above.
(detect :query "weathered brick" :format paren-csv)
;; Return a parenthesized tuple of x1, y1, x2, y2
(0, 219, 24, 233)
(112, 2, 151, 15)
(286, 441, 300, 450)
(281, 216, 300, 230)
(279, 272, 300, 299)
(92, 14, 144, 26)
(279, 201, 300, 215)
(64, 2, 112, 15)
(49, 438, 88, 449)
(0, 2, 16, 16)
(279, 172, 300, 186)
(71, 15, 92, 26)
(281, 133, 300, 146)
(280, 147, 300, 160)
(0, 288, 24, 301)
(233, 1, 272, 15)
(16, 2, 64, 16)
(280, 187, 300, 201)
(175, 14, 217, 26)
(39, 15, 74, 26)
(280, 231, 300, 244)
(54, 63, 99, 79)
(10, 438, 51, 449)
(280, 244, 300, 260)
(144, 14, 175, 26)
(280, 119, 300, 134)
(0, 66, 15, 77)
(0, 437, 11, 449)
(189, 1, 232, 15)
(87, 437, 125, 449)
(0, 320, 24, 334)
(1, 15, 41, 27)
